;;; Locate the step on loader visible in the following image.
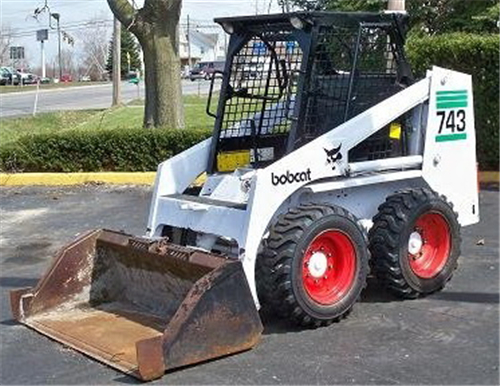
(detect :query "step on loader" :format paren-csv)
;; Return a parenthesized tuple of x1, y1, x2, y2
(11, 11, 479, 381)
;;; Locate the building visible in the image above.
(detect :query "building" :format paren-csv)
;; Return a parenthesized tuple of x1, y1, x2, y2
(179, 27, 226, 66)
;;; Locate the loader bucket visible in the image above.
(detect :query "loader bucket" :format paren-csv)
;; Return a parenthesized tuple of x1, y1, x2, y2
(10, 229, 263, 381)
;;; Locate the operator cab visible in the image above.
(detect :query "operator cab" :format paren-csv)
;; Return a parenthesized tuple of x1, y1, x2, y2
(206, 12, 413, 174)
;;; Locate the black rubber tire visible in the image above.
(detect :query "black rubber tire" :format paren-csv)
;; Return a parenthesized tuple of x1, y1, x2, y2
(369, 188, 461, 299)
(256, 203, 370, 328)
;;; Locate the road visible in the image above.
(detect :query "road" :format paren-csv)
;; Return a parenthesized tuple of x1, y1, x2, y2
(0, 186, 498, 385)
(0, 80, 213, 118)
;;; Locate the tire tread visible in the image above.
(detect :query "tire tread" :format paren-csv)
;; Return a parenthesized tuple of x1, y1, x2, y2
(257, 203, 368, 327)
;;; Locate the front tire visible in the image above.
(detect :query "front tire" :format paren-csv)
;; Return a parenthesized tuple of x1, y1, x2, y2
(257, 204, 369, 327)
(369, 188, 461, 299)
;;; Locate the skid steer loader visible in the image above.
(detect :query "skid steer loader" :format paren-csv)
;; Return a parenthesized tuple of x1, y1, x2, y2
(11, 11, 479, 381)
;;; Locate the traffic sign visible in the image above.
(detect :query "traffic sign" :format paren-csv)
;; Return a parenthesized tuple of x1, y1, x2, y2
(37, 29, 49, 42)
(9, 46, 24, 60)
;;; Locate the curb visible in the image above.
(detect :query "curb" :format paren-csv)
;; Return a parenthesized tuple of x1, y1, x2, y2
(0, 171, 498, 187)
(0, 172, 156, 186)
(0, 82, 112, 97)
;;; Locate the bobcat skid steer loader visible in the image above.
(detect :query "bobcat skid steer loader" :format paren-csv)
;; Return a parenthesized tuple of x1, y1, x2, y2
(11, 11, 479, 381)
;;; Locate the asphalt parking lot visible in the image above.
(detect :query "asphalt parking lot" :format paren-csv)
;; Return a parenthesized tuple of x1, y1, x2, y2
(1, 185, 498, 385)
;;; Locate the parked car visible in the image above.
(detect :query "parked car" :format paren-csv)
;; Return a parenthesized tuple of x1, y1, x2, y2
(0, 68, 9, 85)
(189, 61, 225, 81)
(60, 74, 73, 83)
(16, 71, 37, 85)
(0, 67, 20, 85)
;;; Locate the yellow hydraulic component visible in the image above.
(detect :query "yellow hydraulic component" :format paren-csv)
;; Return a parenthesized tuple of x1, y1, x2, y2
(217, 150, 251, 172)
(389, 122, 402, 140)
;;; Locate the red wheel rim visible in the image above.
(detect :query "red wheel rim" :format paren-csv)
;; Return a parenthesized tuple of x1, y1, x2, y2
(408, 212, 451, 279)
(301, 230, 356, 305)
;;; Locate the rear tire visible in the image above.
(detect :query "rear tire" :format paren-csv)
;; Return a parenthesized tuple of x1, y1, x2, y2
(369, 188, 461, 299)
(257, 204, 369, 327)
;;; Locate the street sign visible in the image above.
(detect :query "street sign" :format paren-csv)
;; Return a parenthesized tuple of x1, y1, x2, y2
(37, 29, 49, 41)
(9, 46, 25, 60)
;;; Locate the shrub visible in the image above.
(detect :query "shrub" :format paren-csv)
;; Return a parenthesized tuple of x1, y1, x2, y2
(407, 33, 499, 170)
(0, 128, 212, 173)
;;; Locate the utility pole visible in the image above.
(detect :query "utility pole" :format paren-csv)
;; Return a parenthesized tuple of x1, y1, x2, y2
(50, 13, 62, 80)
(387, 0, 405, 12)
(112, 17, 121, 106)
(41, 40, 46, 78)
(36, 30, 48, 78)
(187, 15, 192, 69)
(386, 0, 405, 73)
(57, 18, 62, 79)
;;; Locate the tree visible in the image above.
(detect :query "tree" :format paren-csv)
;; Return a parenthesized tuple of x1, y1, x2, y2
(288, 0, 381, 11)
(289, 0, 499, 34)
(55, 48, 77, 78)
(406, 0, 499, 35)
(0, 25, 13, 66)
(79, 17, 110, 81)
(106, 28, 142, 77)
(107, 0, 184, 129)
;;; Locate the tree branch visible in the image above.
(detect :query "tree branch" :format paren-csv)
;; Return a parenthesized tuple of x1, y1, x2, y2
(107, 0, 138, 30)
(143, 0, 182, 18)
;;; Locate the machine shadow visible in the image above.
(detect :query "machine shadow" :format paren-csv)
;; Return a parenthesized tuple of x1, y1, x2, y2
(431, 291, 499, 304)
(359, 277, 400, 303)
(113, 375, 142, 385)
(260, 277, 399, 335)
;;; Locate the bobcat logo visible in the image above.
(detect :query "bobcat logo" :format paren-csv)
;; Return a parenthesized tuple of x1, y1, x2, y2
(324, 144, 342, 170)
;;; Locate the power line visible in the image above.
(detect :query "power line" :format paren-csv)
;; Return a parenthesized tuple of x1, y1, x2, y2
(4, 19, 113, 38)
(5, 17, 227, 38)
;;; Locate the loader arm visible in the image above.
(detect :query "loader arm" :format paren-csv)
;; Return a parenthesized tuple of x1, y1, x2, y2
(147, 138, 212, 236)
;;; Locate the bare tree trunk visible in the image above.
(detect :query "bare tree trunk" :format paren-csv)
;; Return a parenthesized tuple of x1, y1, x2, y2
(112, 17, 122, 106)
(141, 38, 157, 128)
(107, 0, 185, 129)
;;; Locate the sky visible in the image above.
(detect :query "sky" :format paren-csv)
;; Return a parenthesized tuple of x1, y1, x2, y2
(1, 0, 283, 70)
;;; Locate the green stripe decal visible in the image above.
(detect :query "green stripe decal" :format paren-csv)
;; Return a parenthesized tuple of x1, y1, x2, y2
(436, 90, 468, 110)
(435, 133, 467, 142)
(436, 90, 467, 95)
(436, 94, 468, 102)
(437, 100, 468, 108)
(437, 101, 468, 109)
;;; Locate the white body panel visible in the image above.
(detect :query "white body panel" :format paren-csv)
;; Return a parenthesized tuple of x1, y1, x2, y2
(146, 67, 479, 307)
(421, 67, 479, 225)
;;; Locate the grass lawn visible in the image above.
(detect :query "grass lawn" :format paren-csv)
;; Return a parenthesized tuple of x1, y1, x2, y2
(0, 81, 109, 94)
(0, 95, 216, 146)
